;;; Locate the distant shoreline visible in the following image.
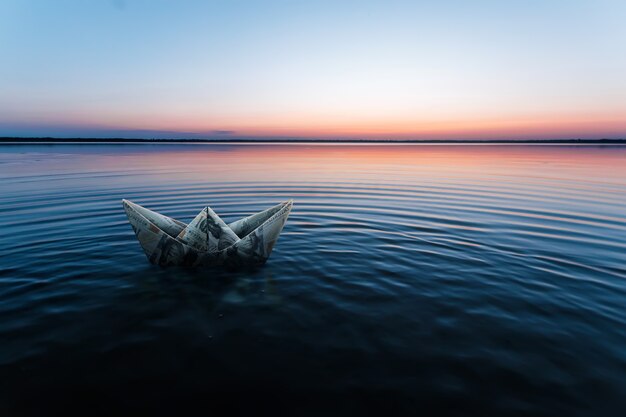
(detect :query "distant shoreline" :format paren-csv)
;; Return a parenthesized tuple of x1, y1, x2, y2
(1, 137, 625, 144)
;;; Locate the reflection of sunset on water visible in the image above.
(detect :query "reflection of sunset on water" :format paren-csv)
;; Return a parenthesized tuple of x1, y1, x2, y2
(83, 144, 626, 187)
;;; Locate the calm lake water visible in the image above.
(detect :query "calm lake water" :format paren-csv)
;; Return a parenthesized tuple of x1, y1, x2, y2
(1, 143, 625, 416)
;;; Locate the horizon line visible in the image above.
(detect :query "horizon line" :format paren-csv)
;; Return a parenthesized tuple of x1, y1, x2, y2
(1, 137, 626, 144)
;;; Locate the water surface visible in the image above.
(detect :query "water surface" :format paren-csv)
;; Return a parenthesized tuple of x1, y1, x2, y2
(1, 144, 625, 416)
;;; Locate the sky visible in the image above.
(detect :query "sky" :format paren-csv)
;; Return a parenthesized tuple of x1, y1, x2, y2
(1, 0, 625, 140)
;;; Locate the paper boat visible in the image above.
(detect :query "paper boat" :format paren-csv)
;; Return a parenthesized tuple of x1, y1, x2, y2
(122, 199, 293, 267)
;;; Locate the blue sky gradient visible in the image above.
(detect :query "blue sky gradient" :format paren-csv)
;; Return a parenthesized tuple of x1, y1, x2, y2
(1, 0, 625, 139)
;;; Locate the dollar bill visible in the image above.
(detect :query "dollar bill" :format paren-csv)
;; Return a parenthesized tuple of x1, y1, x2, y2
(123, 199, 293, 267)
(176, 207, 240, 252)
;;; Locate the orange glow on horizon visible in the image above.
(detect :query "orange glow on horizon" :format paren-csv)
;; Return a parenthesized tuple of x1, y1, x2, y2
(25, 111, 626, 140)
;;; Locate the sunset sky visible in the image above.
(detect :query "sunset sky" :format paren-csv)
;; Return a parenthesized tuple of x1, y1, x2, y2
(1, 0, 625, 140)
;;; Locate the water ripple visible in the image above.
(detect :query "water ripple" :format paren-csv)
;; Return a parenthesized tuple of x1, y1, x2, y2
(1, 144, 626, 416)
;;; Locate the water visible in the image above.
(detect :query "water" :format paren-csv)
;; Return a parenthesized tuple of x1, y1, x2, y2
(1, 143, 625, 416)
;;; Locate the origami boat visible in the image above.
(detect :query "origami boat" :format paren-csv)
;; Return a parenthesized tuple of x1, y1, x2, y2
(122, 199, 293, 267)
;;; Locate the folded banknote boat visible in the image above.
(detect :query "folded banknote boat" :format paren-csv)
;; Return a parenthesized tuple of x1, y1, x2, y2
(122, 199, 293, 267)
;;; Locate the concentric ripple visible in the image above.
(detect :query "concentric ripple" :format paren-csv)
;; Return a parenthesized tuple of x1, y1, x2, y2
(1, 143, 625, 416)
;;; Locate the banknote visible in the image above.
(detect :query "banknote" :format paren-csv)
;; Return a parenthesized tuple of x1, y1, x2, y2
(123, 199, 293, 267)
(176, 206, 240, 252)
